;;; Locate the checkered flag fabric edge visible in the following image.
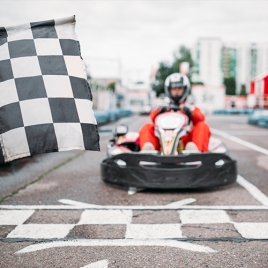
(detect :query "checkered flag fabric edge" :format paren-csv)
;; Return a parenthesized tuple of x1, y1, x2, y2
(0, 15, 99, 163)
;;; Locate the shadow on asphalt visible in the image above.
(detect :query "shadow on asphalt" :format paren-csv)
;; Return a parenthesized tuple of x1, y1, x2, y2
(0, 156, 33, 176)
(102, 180, 235, 194)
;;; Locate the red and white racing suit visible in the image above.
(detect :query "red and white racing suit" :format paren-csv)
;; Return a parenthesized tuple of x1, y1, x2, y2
(138, 104, 211, 152)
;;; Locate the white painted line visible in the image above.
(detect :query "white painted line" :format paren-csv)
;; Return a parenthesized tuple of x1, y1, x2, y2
(0, 198, 263, 210)
(78, 210, 132, 225)
(165, 198, 196, 207)
(58, 199, 103, 208)
(59, 198, 196, 208)
(81, 260, 109, 268)
(121, 210, 133, 223)
(0, 205, 93, 210)
(15, 239, 217, 254)
(125, 224, 183, 239)
(7, 224, 75, 239)
(234, 223, 268, 239)
(0, 210, 34, 225)
(237, 175, 268, 206)
(57, 198, 196, 208)
(1, 205, 267, 210)
(211, 128, 268, 156)
(179, 210, 231, 224)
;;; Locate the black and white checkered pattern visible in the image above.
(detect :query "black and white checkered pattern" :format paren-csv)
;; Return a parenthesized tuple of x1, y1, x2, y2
(1, 209, 268, 240)
(0, 16, 99, 162)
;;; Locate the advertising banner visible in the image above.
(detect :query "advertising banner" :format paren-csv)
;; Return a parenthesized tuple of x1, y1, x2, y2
(191, 85, 225, 114)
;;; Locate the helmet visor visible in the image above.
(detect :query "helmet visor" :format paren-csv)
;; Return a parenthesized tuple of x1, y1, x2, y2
(169, 81, 184, 89)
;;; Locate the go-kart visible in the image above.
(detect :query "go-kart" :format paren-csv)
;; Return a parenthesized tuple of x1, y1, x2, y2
(100, 105, 237, 189)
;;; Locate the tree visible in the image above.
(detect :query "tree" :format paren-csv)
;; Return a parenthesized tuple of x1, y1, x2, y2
(107, 81, 116, 92)
(172, 45, 194, 80)
(223, 77, 236, 95)
(152, 46, 193, 96)
(240, 84, 247, 96)
(152, 62, 174, 96)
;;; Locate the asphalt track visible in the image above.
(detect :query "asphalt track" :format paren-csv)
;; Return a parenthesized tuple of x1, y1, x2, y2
(0, 114, 268, 267)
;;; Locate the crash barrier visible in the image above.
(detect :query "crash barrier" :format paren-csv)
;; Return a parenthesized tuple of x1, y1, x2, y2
(213, 108, 251, 115)
(213, 108, 268, 128)
(94, 108, 133, 125)
(247, 109, 268, 128)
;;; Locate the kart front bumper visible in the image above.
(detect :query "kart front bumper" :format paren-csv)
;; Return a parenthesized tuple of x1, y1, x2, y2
(100, 153, 237, 189)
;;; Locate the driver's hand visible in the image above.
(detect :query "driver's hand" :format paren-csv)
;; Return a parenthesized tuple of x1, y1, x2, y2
(181, 105, 192, 120)
(158, 106, 170, 114)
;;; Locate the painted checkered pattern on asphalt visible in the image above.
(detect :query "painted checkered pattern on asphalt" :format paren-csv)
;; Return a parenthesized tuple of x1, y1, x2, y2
(1, 209, 268, 240)
(0, 16, 99, 163)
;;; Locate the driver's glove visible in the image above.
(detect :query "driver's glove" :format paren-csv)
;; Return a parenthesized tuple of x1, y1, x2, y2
(158, 106, 169, 114)
(182, 105, 192, 120)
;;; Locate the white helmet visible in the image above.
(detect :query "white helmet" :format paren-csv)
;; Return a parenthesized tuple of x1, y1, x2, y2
(164, 73, 190, 105)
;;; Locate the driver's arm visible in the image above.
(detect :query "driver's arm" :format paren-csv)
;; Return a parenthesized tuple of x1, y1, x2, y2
(150, 106, 161, 122)
(191, 106, 205, 125)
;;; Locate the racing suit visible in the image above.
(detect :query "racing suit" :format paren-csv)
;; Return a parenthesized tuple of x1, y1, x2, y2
(138, 104, 211, 152)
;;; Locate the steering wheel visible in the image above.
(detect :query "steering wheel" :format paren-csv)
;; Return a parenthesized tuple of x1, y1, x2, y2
(166, 104, 180, 112)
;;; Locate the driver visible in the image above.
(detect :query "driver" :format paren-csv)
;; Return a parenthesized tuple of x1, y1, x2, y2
(139, 73, 211, 152)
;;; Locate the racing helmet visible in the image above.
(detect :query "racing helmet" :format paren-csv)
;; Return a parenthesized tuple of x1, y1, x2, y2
(164, 73, 190, 105)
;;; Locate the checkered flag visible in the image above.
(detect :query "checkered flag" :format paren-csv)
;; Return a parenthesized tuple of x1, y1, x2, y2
(0, 16, 99, 163)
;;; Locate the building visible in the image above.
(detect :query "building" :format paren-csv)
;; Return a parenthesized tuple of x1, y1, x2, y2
(235, 42, 268, 95)
(89, 77, 120, 110)
(192, 38, 223, 87)
(256, 43, 268, 77)
(236, 43, 251, 94)
(193, 39, 268, 95)
(250, 71, 268, 108)
(222, 45, 237, 79)
(121, 81, 153, 113)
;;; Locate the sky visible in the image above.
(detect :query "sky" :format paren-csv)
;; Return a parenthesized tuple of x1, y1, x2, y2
(1, 0, 268, 84)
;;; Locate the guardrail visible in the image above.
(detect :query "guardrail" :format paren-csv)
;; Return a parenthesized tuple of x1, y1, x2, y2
(213, 108, 268, 128)
(213, 108, 252, 115)
(94, 108, 133, 125)
(247, 109, 268, 128)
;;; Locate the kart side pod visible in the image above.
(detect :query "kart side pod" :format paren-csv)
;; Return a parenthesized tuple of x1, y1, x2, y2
(100, 153, 237, 189)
